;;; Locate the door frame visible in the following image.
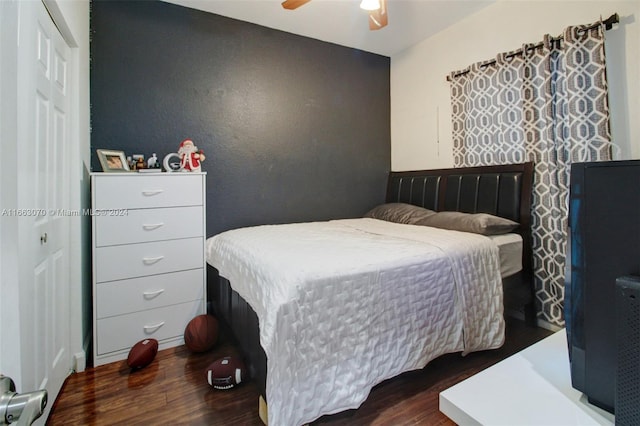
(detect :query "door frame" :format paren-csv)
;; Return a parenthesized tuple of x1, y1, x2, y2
(0, 0, 22, 380)
(42, 0, 91, 374)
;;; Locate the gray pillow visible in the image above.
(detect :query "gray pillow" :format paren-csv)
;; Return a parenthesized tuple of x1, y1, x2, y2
(365, 203, 436, 225)
(416, 211, 519, 235)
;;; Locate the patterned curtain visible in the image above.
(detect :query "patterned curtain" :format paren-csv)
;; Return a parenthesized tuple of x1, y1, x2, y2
(449, 21, 612, 326)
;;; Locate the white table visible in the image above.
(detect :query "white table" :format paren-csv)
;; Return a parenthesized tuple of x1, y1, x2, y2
(439, 329, 615, 425)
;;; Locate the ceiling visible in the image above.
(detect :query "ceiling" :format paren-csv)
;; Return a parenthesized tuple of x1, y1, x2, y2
(163, 0, 495, 57)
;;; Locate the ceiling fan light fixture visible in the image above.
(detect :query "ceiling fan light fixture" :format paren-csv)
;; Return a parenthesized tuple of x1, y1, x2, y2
(359, 0, 381, 11)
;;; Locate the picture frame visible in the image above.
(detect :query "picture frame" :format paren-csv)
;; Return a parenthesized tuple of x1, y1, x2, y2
(97, 149, 130, 172)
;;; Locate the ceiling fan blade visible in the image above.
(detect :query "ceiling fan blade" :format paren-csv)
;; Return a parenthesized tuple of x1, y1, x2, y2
(281, 0, 312, 10)
(368, 0, 388, 30)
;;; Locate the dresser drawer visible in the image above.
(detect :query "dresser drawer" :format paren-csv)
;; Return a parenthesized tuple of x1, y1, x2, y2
(96, 299, 203, 355)
(96, 269, 204, 319)
(95, 238, 203, 282)
(95, 206, 203, 247)
(93, 174, 203, 209)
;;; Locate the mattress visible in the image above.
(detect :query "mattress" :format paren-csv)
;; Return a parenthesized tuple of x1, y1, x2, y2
(487, 233, 523, 278)
(207, 218, 506, 425)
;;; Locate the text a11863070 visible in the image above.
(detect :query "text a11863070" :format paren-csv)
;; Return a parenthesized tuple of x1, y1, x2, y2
(1, 208, 129, 217)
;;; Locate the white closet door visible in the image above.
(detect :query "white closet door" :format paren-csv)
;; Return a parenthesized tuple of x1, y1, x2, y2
(0, 1, 75, 423)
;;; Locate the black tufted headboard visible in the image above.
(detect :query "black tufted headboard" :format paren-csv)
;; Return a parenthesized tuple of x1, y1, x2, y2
(387, 162, 532, 221)
(386, 162, 536, 323)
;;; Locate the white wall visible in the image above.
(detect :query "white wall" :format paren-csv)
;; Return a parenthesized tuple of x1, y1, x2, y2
(391, 0, 640, 171)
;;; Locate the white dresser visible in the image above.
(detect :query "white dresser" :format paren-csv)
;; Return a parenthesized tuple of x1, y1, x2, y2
(91, 172, 207, 366)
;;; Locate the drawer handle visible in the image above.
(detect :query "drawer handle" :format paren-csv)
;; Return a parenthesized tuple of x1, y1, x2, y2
(142, 256, 164, 265)
(143, 322, 165, 333)
(142, 189, 164, 196)
(143, 289, 165, 299)
(142, 223, 165, 230)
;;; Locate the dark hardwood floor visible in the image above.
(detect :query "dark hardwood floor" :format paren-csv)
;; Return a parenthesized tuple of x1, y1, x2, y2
(48, 318, 554, 425)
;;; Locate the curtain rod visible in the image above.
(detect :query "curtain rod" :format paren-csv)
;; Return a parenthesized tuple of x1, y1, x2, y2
(446, 13, 619, 82)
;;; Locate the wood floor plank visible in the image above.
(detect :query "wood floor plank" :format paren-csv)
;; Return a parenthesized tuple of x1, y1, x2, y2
(48, 318, 553, 425)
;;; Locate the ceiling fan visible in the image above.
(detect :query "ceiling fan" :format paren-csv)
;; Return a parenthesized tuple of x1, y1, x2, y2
(281, 0, 388, 31)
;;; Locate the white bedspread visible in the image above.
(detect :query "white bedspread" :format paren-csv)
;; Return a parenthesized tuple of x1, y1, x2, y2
(206, 218, 505, 426)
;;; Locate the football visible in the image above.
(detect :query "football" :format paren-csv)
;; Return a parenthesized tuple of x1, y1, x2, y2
(206, 356, 246, 390)
(127, 338, 159, 369)
(184, 314, 218, 353)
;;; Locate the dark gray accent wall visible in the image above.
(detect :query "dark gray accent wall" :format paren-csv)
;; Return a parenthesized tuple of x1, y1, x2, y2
(90, 0, 390, 236)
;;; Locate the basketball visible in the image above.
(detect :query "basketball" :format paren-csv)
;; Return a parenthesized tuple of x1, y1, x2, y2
(184, 314, 218, 353)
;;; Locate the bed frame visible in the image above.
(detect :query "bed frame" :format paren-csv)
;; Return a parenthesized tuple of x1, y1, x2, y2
(207, 161, 535, 402)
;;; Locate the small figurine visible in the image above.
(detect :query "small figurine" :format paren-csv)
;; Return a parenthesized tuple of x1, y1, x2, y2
(147, 153, 159, 169)
(136, 157, 146, 170)
(178, 139, 205, 172)
(132, 154, 145, 170)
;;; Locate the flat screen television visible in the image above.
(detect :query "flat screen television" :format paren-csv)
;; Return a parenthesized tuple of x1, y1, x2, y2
(565, 159, 640, 414)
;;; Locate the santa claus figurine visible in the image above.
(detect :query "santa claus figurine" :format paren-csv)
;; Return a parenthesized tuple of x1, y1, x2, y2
(178, 139, 205, 172)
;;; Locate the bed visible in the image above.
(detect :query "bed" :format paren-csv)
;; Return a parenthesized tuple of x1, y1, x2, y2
(205, 162, 534, 425)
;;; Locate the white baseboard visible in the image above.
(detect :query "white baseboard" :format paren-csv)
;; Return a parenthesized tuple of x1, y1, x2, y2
(73, 331, 91, 372)
(536, 318, 562, 332)
(73, 351, 86, 373)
